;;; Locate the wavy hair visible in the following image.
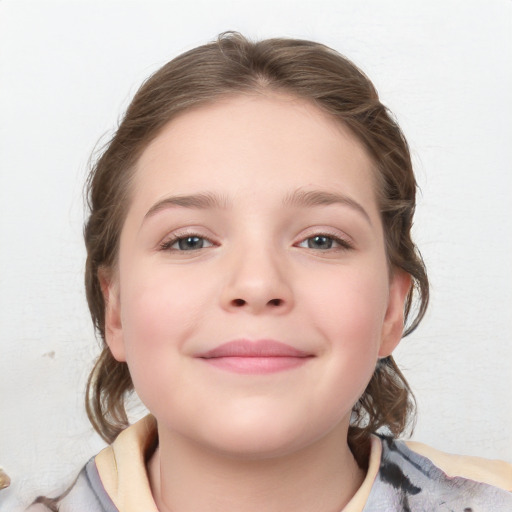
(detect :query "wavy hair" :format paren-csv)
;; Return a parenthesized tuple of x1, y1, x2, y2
(83, 32, 428, 467)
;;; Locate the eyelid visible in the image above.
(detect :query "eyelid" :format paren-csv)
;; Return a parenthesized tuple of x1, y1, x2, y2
(295, 228, 355, 250)
(158, 229, 218, 251)
(156, 226, 354, 252)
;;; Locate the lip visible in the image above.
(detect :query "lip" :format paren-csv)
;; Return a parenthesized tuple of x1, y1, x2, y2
(196, 339, 313, 374)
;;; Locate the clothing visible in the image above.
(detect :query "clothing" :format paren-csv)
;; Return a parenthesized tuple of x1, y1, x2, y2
(28, 415, 512, 512)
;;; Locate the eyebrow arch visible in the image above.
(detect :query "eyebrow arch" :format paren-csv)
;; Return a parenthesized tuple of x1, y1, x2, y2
(144, 192, 231, 220)
(283, 189, 372, 225)
(144, 189, 372, 226)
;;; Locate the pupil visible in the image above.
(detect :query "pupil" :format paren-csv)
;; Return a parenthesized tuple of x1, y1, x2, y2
(178, 236, 203, 250)
(309, 236, 332, 250)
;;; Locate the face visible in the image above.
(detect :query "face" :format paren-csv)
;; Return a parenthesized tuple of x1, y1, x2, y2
(103, 94, 410, 458)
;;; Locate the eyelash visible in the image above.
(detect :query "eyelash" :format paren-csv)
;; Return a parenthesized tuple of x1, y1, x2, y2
(158, 232, 216, 252)
(158, 231, 353, 252)
(296, 232, 354, 251)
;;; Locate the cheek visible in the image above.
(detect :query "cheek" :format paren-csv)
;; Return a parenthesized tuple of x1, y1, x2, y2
(117, 265, 208, 401)
(310, 265, 388, 340)
(303, 265, 389, 386)
(120, 259, 209, 337)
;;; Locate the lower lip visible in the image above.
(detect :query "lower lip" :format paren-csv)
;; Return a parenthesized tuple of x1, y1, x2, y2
(200, 356, 311, 374)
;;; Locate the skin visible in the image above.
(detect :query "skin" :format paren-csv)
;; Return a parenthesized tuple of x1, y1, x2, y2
(101, 93, 411, 512)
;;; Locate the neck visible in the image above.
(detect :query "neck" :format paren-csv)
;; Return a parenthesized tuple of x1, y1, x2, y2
(148, 423, 365, 512)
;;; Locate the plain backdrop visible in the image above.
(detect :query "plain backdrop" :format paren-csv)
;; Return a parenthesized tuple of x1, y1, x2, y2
(0, 0, 511, 510)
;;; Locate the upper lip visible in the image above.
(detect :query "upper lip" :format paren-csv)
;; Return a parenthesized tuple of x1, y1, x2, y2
(197, 339, 312, 359)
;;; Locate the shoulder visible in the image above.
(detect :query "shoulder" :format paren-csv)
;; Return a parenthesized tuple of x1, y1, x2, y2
(26, 458, 118, 512)
(27, 416, 159, 512)
(363, 437, 512, 512)
(405, 439, 512, 492)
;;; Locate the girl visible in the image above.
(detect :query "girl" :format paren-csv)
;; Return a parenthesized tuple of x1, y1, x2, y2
(31, 32, 512, 511)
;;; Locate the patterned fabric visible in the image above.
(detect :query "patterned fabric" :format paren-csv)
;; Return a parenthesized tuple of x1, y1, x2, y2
(364, 437, 512, 511)
(28, 437, 512, 511)
(26, 461, 117, 512)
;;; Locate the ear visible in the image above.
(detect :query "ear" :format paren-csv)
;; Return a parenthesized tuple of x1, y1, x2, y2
(98, 268, 126, 362)
(378, 269, 412, 358)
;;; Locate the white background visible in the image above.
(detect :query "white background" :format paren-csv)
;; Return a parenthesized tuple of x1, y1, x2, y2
(0, 0, 511, 510)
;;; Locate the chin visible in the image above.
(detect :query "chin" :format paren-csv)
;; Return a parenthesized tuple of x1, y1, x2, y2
(203, 429, 307, 460)
(193, 410, 334, 461)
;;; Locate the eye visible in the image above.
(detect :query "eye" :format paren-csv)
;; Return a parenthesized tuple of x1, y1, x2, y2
(297, 234, 352, 251)
(160, 234, 214, 251)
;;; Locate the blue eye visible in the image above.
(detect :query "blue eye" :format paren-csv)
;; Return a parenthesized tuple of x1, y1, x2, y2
(176, 236, 207, 250)
(161, 235, 213, 251)
(298, 234, 352, 251)
(306, 235, 334, 250)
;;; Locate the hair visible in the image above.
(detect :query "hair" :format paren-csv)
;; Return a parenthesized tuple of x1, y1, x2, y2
(84, 32, 428, 467)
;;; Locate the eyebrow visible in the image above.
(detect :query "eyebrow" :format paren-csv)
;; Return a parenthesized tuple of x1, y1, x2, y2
(283, 189, 372, 225)
(144, 192, 230, 219)
(144, 189, 372, 225)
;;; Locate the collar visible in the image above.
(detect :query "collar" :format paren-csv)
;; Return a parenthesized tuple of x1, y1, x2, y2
(94, 415, 381, 512)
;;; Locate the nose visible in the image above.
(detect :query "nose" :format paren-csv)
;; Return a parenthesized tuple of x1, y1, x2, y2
(219, 243, 294, 315)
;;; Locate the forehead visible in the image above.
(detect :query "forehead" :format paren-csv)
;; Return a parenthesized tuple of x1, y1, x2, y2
(131, 93, 378, 216)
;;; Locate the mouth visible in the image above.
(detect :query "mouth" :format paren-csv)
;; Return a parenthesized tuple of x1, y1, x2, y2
(196, 339, 314, 374)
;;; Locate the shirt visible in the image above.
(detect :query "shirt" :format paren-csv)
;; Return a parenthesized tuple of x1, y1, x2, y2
(28, 415, 512, 512)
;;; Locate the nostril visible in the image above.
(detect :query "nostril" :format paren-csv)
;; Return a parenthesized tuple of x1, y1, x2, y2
(268, 298, 283, 307)
(232, 298, 246, 307)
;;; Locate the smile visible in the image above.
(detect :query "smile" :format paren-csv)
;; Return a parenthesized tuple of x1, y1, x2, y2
(196, 339, 314, 374)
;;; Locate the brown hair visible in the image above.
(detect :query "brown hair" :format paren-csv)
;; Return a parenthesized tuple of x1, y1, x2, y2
(84, 32, 428, 465)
